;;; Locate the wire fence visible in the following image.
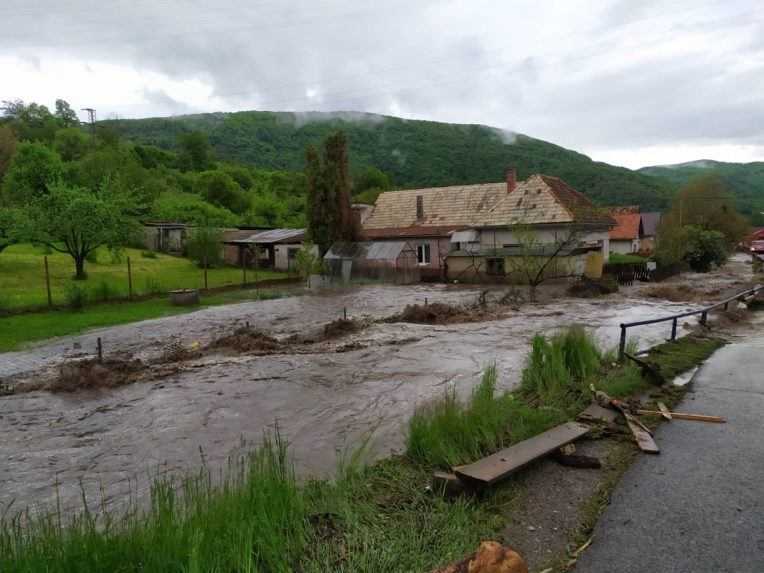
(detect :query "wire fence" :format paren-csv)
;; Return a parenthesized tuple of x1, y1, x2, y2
(0, 253, 298, 314)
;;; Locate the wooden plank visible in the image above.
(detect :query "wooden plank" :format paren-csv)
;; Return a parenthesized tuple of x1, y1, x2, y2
(577, 402, 618, 424)
(624, 413, 660, 454)
(637, 409, 725, 423)
(453, 422, 590, 486)
(657, 402, 672, 420)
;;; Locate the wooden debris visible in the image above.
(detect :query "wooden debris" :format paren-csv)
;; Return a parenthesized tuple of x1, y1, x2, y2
(624, 352, 665, 385)
(657, 402, 673, 420)
(431, 471, 465, 497)
(454, 422, 590, 486)
(577, 402, 618, 424)
(552, 450, 602, 469)
(560, 443, 577, 455)
(637, 409, 725, 423)
(431, 541, 528, 573)
(624, 413, 660, 454)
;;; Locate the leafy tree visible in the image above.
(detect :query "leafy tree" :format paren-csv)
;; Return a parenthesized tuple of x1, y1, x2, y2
(54, 127, 90, 161)
(305, 131, 356, 254)
(193, 170, 248, 214)
(656, 174, 749, 266)
(245, 193, 285, 227)
(1, 99, 59, 142)
(186, 225, 224, 268)
(1, 142, 63, 204)
(178, 131, 212, 171)
(294, 241, 323, 285)
(681, 226, 728, 272)
(151, 191, 239, 227)
(222, 164, 255, 190)
(17, 181, 139, 279)
(0, 207, 20, 253)
(0, 125, 17, 183)
(353, 165, 391, 195)
(54, 99, 79, 127)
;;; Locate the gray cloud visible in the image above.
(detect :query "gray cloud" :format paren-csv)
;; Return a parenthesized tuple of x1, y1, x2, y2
(0, 0, 762, 167)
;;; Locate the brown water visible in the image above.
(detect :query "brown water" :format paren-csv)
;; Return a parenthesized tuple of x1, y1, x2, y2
(0, 281, 721, 516)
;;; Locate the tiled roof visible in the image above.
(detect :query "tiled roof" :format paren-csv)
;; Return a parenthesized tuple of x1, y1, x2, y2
(226, 228, 305, 244)
(362, 183, 506, 231)
(363, 225, 464, 239)
(609, 213, 642, 240)
(481, 175, 614, 227)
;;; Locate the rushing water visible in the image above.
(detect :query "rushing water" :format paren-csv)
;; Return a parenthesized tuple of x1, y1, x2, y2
(0, 283, 711, 515)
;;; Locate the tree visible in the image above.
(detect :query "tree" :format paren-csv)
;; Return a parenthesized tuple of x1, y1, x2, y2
(245, 193, 286, 227)
(54, 99, 79, 127)
(178, 131, 212, 171)
(656, 174, 749, 267)
(1, 142, 63, 204)
(54, 127, 90, 161)
(151, 191, 239, 227)
(0, 125, 16, 183)
(294, 241, 323, 286)
(352, 165, 391, 195)
(305, 131, 356, 254)
(681, 226, 728, 272)
(186, 225, 224, 268)
(18, 181, 138, 279)
(0, 207, 20, 253)
(1, 99, 59, 142)
(193, 170, 249, 214)
(504, 224, 586, 302)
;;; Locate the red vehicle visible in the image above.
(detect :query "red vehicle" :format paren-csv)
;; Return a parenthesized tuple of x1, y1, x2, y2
(750, 240, 764, 254)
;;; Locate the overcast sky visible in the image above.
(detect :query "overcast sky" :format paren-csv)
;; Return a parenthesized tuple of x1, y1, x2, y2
(1, 0, 762, 169)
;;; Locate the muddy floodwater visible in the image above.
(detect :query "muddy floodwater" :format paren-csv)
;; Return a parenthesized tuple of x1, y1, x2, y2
(1, 264, 749, 516)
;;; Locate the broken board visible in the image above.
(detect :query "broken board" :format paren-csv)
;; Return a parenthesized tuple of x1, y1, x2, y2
(624, 413, 660, 454)
(454, 422, 590, 486)
(577, 402, 618, 424)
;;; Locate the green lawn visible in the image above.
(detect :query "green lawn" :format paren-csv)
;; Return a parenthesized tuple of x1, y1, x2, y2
(0, 244, 287, 310)
(0, 288, 292, 352)
(608, 252, 648, 264)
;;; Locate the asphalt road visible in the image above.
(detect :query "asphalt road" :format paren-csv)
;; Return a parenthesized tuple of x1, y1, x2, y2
(576, 336, 764, 573)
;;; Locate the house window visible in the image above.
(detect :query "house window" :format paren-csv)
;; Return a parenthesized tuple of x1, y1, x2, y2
(416, 195, 424, 219)
(487, 257, 505, 276)
(417, 243, 431, 265)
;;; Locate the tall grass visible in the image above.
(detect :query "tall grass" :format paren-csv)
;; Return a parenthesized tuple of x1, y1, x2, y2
(0, 432, 498, 573)
(407, 365, 566, 468)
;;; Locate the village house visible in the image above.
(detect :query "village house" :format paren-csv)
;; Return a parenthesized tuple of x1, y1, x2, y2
(608, 208, 662, 255)
(362, 169, 614, 283)
(143, 221, 188, 254)
(223, 228, 309, 272)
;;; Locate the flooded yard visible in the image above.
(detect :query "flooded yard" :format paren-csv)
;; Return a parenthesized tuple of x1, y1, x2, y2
(1, 259, 752, 516)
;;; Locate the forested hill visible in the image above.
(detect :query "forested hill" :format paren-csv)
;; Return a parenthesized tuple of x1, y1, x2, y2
(639, 160, 764, 223)
(104, 110, 675, 210)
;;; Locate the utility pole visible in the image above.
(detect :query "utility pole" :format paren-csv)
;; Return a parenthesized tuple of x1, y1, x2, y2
(81, 107, 96, 138)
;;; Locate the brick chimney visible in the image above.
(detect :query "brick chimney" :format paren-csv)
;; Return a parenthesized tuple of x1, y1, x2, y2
(505, 168, 517, 194)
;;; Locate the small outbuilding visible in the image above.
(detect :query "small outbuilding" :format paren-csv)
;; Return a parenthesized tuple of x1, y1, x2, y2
(143, 221, 188, 254)
(323, 241, 420, 284)
(223, 228, 307, 272)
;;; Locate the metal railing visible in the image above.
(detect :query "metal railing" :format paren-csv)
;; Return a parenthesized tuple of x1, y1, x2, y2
(618, 284, 764, 360)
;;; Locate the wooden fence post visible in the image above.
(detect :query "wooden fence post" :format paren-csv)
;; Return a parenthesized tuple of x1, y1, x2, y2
(97, 337, 103, 362)
(127, 256, 133, 300)
(203, 252, 209, 290)
(44, 256, 53, 308)
(671, 317, 678, 341)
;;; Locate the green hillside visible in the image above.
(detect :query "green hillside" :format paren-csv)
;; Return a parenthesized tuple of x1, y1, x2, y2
(639, 160, 764, 224)
(103, 111, 675, 210)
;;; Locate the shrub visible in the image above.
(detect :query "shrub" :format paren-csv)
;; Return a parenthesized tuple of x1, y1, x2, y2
(141, 250, 158, 259)
(64, 282, 87, 310)
(144, 277, 163, 295)
(682, 226, 728, 272)
(92, 280, 117, 302)
(187, 226, 224, 268)
(85, 249, 99, 264)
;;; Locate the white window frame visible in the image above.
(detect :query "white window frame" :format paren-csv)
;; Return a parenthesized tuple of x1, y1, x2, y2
(417, 243, 431, 265)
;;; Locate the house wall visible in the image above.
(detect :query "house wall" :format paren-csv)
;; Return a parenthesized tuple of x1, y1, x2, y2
(640, 236, 656, 254)
(610, 239, 640, 255)
(273, 243, 317, 272)
(445, 252, 591, 283)
(478, 227, 611, 260)
(143, 226, 186, 254)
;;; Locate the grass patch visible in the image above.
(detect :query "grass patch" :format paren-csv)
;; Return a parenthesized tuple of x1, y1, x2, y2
(0, 289, 293, 352)
(0, 434, 502, 573)
(643, 335, 724, 380)
(0, 244, 286, 310)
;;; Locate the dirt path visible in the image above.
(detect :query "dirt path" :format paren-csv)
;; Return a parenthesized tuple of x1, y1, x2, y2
(2, 258, 754, 517)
